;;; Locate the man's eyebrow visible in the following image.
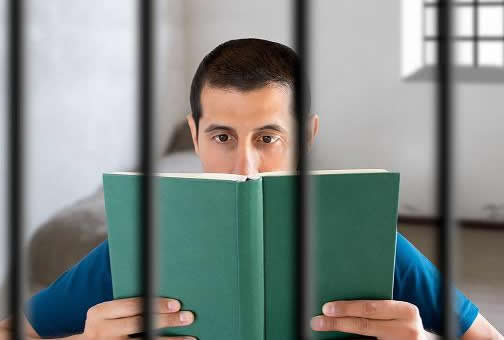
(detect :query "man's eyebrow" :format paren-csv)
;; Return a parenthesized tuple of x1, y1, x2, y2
(254, 124, 287, 133)
(203, 124, 237, 134)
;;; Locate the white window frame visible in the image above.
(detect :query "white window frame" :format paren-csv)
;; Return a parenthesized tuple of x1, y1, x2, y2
(401, 0, 504, 82)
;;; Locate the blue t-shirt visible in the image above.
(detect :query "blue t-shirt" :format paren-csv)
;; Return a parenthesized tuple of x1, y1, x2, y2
(25, 233, 478, 338)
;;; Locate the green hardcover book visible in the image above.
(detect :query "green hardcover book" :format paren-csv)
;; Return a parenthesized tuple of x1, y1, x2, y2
(103, 169, 400, 340)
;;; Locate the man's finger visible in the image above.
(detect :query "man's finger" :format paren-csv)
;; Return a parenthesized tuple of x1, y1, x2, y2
(93, 311, 195, 337)
(321, 300, 416, 320)
(311, 315, 394, 337)
(88, 297, 181, 320)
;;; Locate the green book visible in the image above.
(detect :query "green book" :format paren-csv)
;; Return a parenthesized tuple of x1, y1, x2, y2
(103, 170, 400, 340)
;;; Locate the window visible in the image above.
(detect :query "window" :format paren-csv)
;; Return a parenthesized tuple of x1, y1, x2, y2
(401, 0, 504, 81)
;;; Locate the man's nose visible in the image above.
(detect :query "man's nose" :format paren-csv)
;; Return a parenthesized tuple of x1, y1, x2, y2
(232, 144, 259, 177)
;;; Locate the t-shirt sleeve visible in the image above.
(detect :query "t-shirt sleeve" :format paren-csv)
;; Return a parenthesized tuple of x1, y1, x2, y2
(393, 232, 479, 336)
(24, 240, 114, 338)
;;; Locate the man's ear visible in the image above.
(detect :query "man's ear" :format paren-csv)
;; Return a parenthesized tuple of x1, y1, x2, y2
(186, 113, 200, 155)
(306, 113, 319, 151)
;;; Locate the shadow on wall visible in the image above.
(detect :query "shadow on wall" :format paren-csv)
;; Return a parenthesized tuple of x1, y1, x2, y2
(405, 66, 504, 83)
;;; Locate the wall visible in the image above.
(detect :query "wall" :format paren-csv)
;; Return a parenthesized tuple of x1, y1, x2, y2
(311, 0, 504, 220)
(183, 0, 293, 106)
(0, 0, 187, 315)
(183, 0, 504, 221)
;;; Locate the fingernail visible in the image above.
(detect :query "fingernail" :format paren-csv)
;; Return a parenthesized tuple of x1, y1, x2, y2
(180, 311, 193, 323)
(183, 337, 196, 340)
(310, 316, 324, 330)
(322, 303, 338, 316)
(168, 299, 180, 311)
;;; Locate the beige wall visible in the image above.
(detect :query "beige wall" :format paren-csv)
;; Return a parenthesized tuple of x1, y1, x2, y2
(0, 0, 187, 302)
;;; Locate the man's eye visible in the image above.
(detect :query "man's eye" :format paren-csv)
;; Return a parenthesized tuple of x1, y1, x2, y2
(259, 135, 279, 144)
(213, 134, 231, 143)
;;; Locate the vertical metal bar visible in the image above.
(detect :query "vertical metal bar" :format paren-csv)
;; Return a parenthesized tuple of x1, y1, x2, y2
(474, 0, 479, 66)
(423, 0, 427, 65)
(437, 0, 457, 338)
(138, 0, 155, 339)
(7, 0, 25, 339)
(294, 0, 310, 339)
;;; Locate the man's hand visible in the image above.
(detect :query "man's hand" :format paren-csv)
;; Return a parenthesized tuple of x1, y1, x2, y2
(83, 297, 196, 340)
(311, 300, 427, 340)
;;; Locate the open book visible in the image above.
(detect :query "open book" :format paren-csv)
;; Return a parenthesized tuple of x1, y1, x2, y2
(103, 169, 400, 340)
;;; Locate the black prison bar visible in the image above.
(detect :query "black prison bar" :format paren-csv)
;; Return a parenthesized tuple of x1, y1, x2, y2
(437, 0, 457, 339)
(8, 0, 25, 339)
(294, 0, 311, 339)
(138, 1, 156, 340)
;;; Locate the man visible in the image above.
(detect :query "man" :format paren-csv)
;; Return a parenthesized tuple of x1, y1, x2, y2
(1, 38, 502, 340)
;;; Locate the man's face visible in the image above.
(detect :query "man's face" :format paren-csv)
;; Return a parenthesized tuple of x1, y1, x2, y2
(187, 84, 318, 176)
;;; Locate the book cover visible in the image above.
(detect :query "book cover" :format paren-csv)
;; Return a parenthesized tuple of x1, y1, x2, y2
(103, 170, 400, 340)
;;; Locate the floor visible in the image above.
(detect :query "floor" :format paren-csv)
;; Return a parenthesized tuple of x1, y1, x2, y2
(399, 224, 504, 334)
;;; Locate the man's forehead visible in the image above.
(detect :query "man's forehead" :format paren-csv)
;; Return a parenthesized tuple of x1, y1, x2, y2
(199, 85, 293, 128)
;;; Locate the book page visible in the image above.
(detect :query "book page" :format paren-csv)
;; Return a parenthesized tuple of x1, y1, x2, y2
(107, 171, 248, 181)
(258, 169, 389, 177)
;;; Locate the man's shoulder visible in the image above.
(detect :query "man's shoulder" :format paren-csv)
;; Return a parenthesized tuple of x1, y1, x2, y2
(393, 232, 479, 335)
(38, 238, 113, 300)
(395, 232, 434, 274)
(393, 232, 443, 307)
(84, 239, 111, 266)
(66, 239, 112, 280)
(76, 239, 113, 288)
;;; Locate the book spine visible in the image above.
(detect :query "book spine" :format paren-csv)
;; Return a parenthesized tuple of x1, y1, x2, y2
(236, 179, 265, 340)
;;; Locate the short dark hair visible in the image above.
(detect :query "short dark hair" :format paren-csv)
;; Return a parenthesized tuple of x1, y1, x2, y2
(189, 38, 310, 132)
